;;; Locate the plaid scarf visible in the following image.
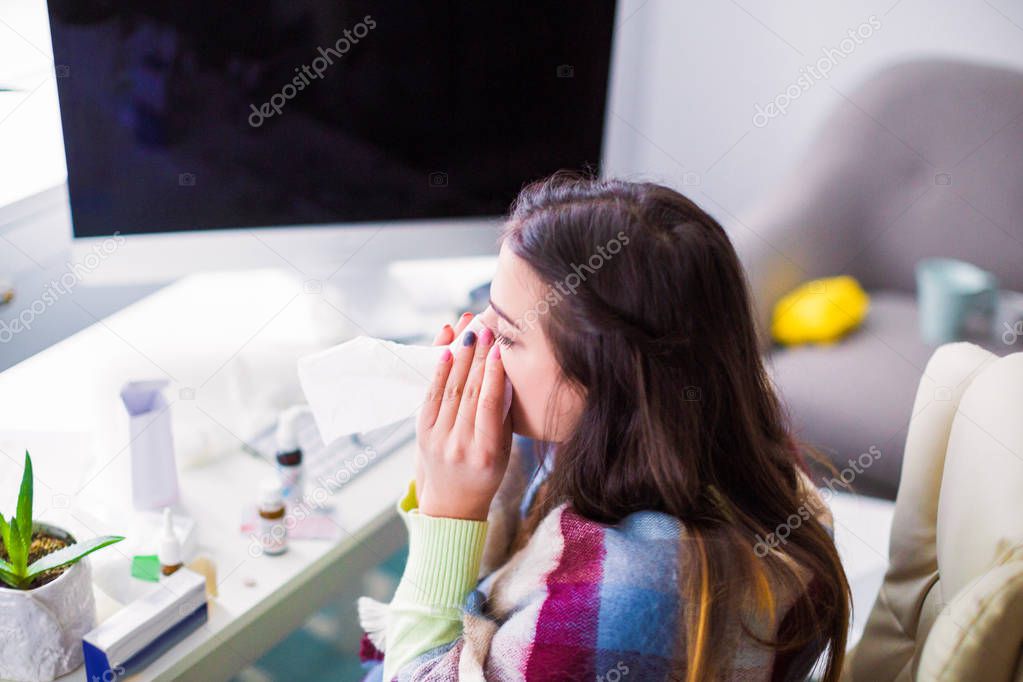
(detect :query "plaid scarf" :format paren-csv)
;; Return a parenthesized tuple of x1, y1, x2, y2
(361, 436, 825, 681)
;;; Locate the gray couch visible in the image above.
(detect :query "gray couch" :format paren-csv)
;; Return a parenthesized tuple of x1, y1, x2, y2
(737, 60, 1023, 499)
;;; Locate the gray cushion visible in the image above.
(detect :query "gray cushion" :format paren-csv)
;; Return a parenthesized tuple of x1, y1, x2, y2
(739, 61, 1023, 330)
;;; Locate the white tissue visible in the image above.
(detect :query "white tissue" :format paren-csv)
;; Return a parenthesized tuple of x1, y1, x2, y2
(297, 317, 513, 443)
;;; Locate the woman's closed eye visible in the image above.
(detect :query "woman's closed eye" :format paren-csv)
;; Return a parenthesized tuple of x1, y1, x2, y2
(494, 329, 515, 347)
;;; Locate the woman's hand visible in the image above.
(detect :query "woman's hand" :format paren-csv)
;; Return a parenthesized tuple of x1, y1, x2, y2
(416, 312, 513, 521)
(417, 313, 474, 499)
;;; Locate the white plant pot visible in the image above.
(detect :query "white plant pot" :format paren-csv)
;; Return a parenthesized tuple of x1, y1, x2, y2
(0, 524, 97, 682)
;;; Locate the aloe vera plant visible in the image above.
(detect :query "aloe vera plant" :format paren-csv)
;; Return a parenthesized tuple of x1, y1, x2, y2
(0, 451, 124, 590)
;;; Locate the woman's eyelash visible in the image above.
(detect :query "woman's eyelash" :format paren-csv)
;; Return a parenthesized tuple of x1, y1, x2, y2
(493, 330, 514, 347)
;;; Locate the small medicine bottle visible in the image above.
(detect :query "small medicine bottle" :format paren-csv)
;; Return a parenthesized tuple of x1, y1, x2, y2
(258, 478, 288, 556)
(158, 507, 183, 577)
(275, 406, 307, 506)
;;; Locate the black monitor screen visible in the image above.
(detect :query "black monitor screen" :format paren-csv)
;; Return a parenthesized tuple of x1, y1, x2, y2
(47, 1, 617, 237)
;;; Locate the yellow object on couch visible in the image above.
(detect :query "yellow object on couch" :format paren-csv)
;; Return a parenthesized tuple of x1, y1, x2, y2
(770, 275, 870, 345)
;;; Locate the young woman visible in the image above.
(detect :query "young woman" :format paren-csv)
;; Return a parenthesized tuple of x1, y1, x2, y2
(358, 175, 850, 681)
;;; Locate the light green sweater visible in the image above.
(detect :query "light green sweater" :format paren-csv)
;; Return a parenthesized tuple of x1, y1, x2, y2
(382, 481, 489, 680)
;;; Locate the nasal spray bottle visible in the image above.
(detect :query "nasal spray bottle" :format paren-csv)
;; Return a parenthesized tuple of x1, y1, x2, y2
(158, 508, 183, 577)
(275, 405, 309, 507)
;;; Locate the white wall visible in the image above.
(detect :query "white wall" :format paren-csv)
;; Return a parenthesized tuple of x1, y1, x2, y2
(604, 0, 1023, 220)
(0, 0, 66, 209)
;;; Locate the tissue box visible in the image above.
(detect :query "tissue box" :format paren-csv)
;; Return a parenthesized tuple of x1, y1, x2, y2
(120, 380, 180, 510)
(82, 568, 207, 679)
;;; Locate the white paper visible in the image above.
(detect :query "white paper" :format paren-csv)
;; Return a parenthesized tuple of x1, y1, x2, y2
(298, 317, 513, 443)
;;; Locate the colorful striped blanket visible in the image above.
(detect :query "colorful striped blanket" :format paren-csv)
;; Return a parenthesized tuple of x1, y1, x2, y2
(359, 436, 826, 681)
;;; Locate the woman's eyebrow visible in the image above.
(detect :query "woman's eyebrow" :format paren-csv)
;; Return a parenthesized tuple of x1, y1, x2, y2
(488, 298, 516, 325)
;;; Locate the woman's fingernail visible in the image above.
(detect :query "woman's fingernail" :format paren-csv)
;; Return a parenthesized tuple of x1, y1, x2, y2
(480, 327, 494, 346)
(440, 348, 452, 363)
(461, 311, 472, 319)
(488, 342, 501, 359)
(462, 330, 477, 346)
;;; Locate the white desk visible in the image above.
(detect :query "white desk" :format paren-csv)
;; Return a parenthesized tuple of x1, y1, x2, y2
(0, 267, 895, 680)
(0, 269, 425, 681)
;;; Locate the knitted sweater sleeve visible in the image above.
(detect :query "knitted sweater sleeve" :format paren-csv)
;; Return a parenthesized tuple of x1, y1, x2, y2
(375, 480, 489, 681)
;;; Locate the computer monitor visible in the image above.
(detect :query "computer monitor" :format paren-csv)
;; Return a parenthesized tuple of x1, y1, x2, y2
(46, 1, 619, 284)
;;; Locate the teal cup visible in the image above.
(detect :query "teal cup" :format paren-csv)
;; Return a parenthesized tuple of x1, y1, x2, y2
(916, 258, 998, 345)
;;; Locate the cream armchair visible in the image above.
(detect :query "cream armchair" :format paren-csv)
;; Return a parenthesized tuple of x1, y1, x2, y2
(843, 342, 1023, 680)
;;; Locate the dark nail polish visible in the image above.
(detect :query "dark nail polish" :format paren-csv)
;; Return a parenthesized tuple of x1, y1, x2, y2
(463, 330, 477, 346)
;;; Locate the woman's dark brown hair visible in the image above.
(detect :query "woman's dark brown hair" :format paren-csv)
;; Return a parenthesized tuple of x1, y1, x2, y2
(502, 173, 850, 681)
